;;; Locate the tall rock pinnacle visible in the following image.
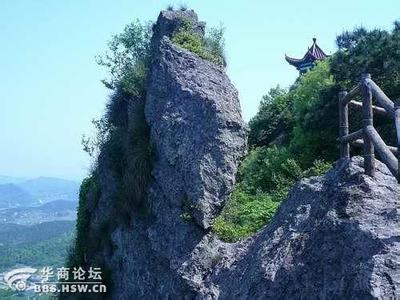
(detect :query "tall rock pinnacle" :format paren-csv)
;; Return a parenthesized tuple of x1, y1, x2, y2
(146, 10, 247, 229)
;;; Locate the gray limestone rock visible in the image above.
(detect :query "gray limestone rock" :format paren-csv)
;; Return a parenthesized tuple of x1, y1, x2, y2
(199, 157, 400, 299)
(145, 36, 247, 229)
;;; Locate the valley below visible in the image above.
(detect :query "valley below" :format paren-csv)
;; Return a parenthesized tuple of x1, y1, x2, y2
(0, 176, 78, 276)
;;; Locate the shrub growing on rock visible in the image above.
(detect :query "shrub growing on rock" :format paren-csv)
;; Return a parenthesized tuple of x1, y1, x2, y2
(172, 17, 226, 67)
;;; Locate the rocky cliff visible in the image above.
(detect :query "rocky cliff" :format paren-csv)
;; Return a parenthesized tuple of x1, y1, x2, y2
(200, 157, 400, 299)
(75, 10, 399, 299)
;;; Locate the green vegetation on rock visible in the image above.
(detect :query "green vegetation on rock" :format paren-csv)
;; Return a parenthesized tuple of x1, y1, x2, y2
(214, 22, 400, 242)
(67, 175, 100, 269)
(68, 20, 154, 290)
(213, 147, 330, 242)
(213, 62, 334, 242)
(172, 17, 226, 67)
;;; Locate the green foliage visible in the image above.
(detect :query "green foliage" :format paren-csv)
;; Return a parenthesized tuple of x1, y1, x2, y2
(248, 60, 338, 165)
(213, 188, 279, 242)
(172, 19, 226, 66)
(335, 27, 368, 51)
(331, 24, 400, 144)
(0, 232, 73, 272)
(0, 289, 15, 299)
(332, 25, 400, 97)
(248, 86, 292, 147)
(214, 146, 303, 242)
(96, 20, 152, 94)
(83, 20, 152, 164)
(248, 61, 335, 160)
(204, 25, 226, 66)
(172, 27, 204, 57)
(213, 146, 332, 242)
(0, 221, 74, 247)
(303, 159, 332, 178)
(72, 19, 154, 286)
(68, 175, 100, 268)
(215, 63, 335, 242)
(290, 61, 334, 127)
(239, 146, 303, 199)
(228, 22, 400, 243)
(288, 61, 336, 166)
(81, 117, 110, 159)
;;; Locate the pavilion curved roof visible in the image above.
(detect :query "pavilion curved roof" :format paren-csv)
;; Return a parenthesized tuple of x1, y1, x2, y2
(285, 38, 328, 68)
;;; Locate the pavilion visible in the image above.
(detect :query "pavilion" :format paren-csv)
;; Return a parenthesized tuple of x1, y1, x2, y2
(285, 38, 329, 74)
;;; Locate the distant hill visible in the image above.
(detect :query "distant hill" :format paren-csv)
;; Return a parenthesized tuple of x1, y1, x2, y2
(0, 176, 80, 209)
(0, 175, 27, 185)
(0, 184, 36, 208)
(40, 199, 78, 210)
(0, 220, 75, 246)
(0, 221, 74, 272)
(0, 176, 79, 275)
(0, 200, 77, 225)
(0, 232, 73, 273)
(17, 177, 79, 203)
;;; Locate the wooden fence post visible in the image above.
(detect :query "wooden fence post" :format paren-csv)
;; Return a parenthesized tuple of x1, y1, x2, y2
(361, 73, 375, 177)
(395, 103, 400, 182)
(339, 91, 350, 159)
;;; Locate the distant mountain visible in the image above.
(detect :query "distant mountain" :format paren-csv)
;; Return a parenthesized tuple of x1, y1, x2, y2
(0, 200, 77, 225)
(40, 199, 78, 210)
(17, 177, 79, 203)
(0, 175, 27, 185)
(0, 184, 36, 208)
(0, 176, 80, 209)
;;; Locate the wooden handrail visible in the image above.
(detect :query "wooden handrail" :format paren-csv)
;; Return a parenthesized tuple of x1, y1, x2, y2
(348, 100, 388, 117)
(361, 73, 375, 177)
(395, 106, 400, 182)
(365, 125, 398, 177)
(337, 129, 364, 143)
(340, 84, 360, 106)
(338, 91, 350, 159)
(351, 139, 398, 155)
(338, 73, 399, 182)
(395, 106, 400, 147)
(366, 79, 395, 117)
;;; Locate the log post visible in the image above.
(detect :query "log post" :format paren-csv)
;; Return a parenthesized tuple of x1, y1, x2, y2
(339, 91, 350, 159)
(395, 103, 400, 182)
(361, 73, 375, 177)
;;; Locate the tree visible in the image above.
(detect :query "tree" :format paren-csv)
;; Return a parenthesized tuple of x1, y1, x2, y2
(96, 20, 152, 95)
(331, 24, 400, 145)
(248, 86, 292, 147)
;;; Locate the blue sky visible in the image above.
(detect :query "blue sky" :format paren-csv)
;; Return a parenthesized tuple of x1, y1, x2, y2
(1, 0, 399, 180)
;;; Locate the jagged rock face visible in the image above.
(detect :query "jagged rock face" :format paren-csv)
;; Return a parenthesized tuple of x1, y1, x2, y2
(199, 157, 400, 299)
(145, 37, 247, 229)
(104, 10, 247, 298)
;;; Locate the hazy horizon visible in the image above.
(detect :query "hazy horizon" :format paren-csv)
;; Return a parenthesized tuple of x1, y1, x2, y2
(0, 174, 80, 184)
(1, 0, 399, 181)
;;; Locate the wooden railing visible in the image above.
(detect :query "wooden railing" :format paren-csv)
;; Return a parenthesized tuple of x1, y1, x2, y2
(338, 73, 400, 183)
